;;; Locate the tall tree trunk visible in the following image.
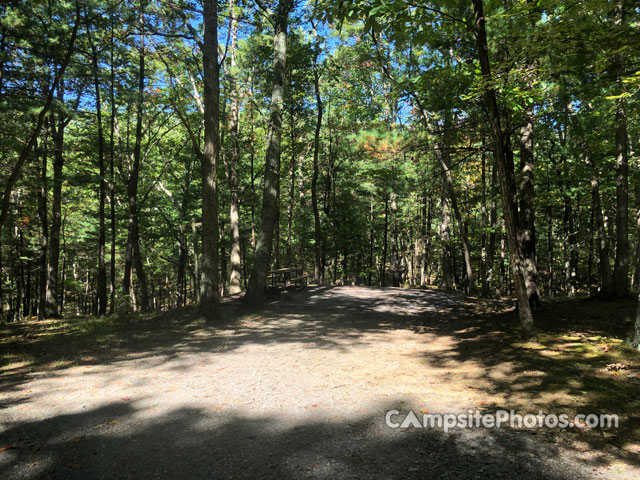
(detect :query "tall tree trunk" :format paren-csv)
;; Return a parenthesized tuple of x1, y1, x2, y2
(274, 189, 280, 269)
(633, 210, 640, 289)
(369, 197, 374, 286)
(124, 0, 149, 312)
(25, 256, 32, 317)
(199, 0, 221, 318)
(37, 132, 48, 319)
(177, 235, 187, 306)
(480, 147, 489, 296)
(436, 136, 475, 293)
(587, 206, 595, 288)
(562, 193, 578, 296)
(60, 219, 67, 313)
(440, 168, 453, 290)
(244, 0, 292, 307)
(421, 188, 432, 286)
(191, 219, 200, 304)
(487, 162, 498, 295)
(220, 222, 227, 297)
(519, 106, 541, 305)
(629, 291, 640, 350)
(286, 109, 296, 268)
(0, 239, 3, 320)
(109, 4, 117, 313)
(381, 192, 389, 287)
(628, 191, 640, 348)
(249, 76, 256, 249)
(472, 0, 536, 338)
(226, 0, 241, 295)
(18, 225, 26, 318)
(612, 1, 629, 297)
(87, 20, 108, 316)
(47, 95, 65, 318)
(390, 191, 400, 287)
(311, 21, 323, 284)
(586, 149, 613, 297)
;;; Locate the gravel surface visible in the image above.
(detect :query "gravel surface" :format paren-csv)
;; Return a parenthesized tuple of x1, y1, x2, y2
(0, 286, 637, 479)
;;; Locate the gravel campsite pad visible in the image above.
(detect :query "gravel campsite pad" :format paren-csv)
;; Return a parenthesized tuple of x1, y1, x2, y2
(1, 286, 639, 479)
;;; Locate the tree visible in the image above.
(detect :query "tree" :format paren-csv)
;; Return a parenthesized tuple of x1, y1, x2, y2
(86, 8, 108, 316)
(472, 0, 536, 338)
(311, 16, 323, 285)
(612, 0, 630, 298)
(225, 0, 242, 295)
(123, 0, 149, 312)
(0, 3, 80, 317)
(244, 0, 294, 307)
(199, 0, 222, 319)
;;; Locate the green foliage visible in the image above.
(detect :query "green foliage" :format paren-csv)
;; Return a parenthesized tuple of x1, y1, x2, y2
(1, 0, 638, 318)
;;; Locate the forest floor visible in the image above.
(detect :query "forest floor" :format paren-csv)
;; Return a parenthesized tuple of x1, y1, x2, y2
(0, 286, 639, 479)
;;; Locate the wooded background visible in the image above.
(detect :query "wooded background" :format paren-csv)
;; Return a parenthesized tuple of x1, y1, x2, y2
(0, 0, 638, 337)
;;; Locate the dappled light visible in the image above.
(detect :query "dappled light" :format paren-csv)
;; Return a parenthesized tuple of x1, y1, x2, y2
(1, 0, 640, 477)
(2, 287, 640, 478)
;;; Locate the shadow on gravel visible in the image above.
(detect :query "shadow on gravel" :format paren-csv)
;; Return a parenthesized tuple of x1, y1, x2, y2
(0, 287, 487, 401)
(1, 400, 584, 480)
(1, 286, 639, 473)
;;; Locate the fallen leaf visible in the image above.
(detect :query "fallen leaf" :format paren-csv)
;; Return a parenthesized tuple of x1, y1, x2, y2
(95, 420, 119, 428)
(421, 409, 429, 414)
(311, 404, 318, 408)
(0, 444, 17, 452)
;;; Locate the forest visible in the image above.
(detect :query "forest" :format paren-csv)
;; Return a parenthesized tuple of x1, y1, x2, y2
(1, 1, 640, 477)
(0, 0, 640, 334)
(1, 0, 639, 336)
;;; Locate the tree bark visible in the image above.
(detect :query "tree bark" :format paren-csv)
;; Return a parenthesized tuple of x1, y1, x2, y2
(480, 147, 488, 296)
(47, 94, 65, 318)
(87, 19, 108, 316)
(612, 48, 629, 295)
(191, 219, 200, 304)
(633, 210, 640, 289)
(311, 21, 323, 285)
(487, 162, 498, 295)
(440, 167, 453, 290)
(199, 0, 221, 318)
(390, 191, 401, 287)
(381, 193, 389, 287)
(286, 109, 296, 268)
(585, 148, 613, 297)
(109, 5, 117, 313)
(436, 137, 475, 293)
(629, 291, 640, 350)
(37, 131, 48, 319)
(124, 0, 149, 312)
(226, 0, 242, 295)
(421, 188, 432, 286)
(519, 106, 541, 305)
(562, 192, 578, 296)
(369, 197, 374, 285)
(472, 0, 537, 338)
(244, 0, 292, 307)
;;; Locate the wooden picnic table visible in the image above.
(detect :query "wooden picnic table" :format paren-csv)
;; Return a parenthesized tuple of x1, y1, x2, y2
(266, 267, 307, 291)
